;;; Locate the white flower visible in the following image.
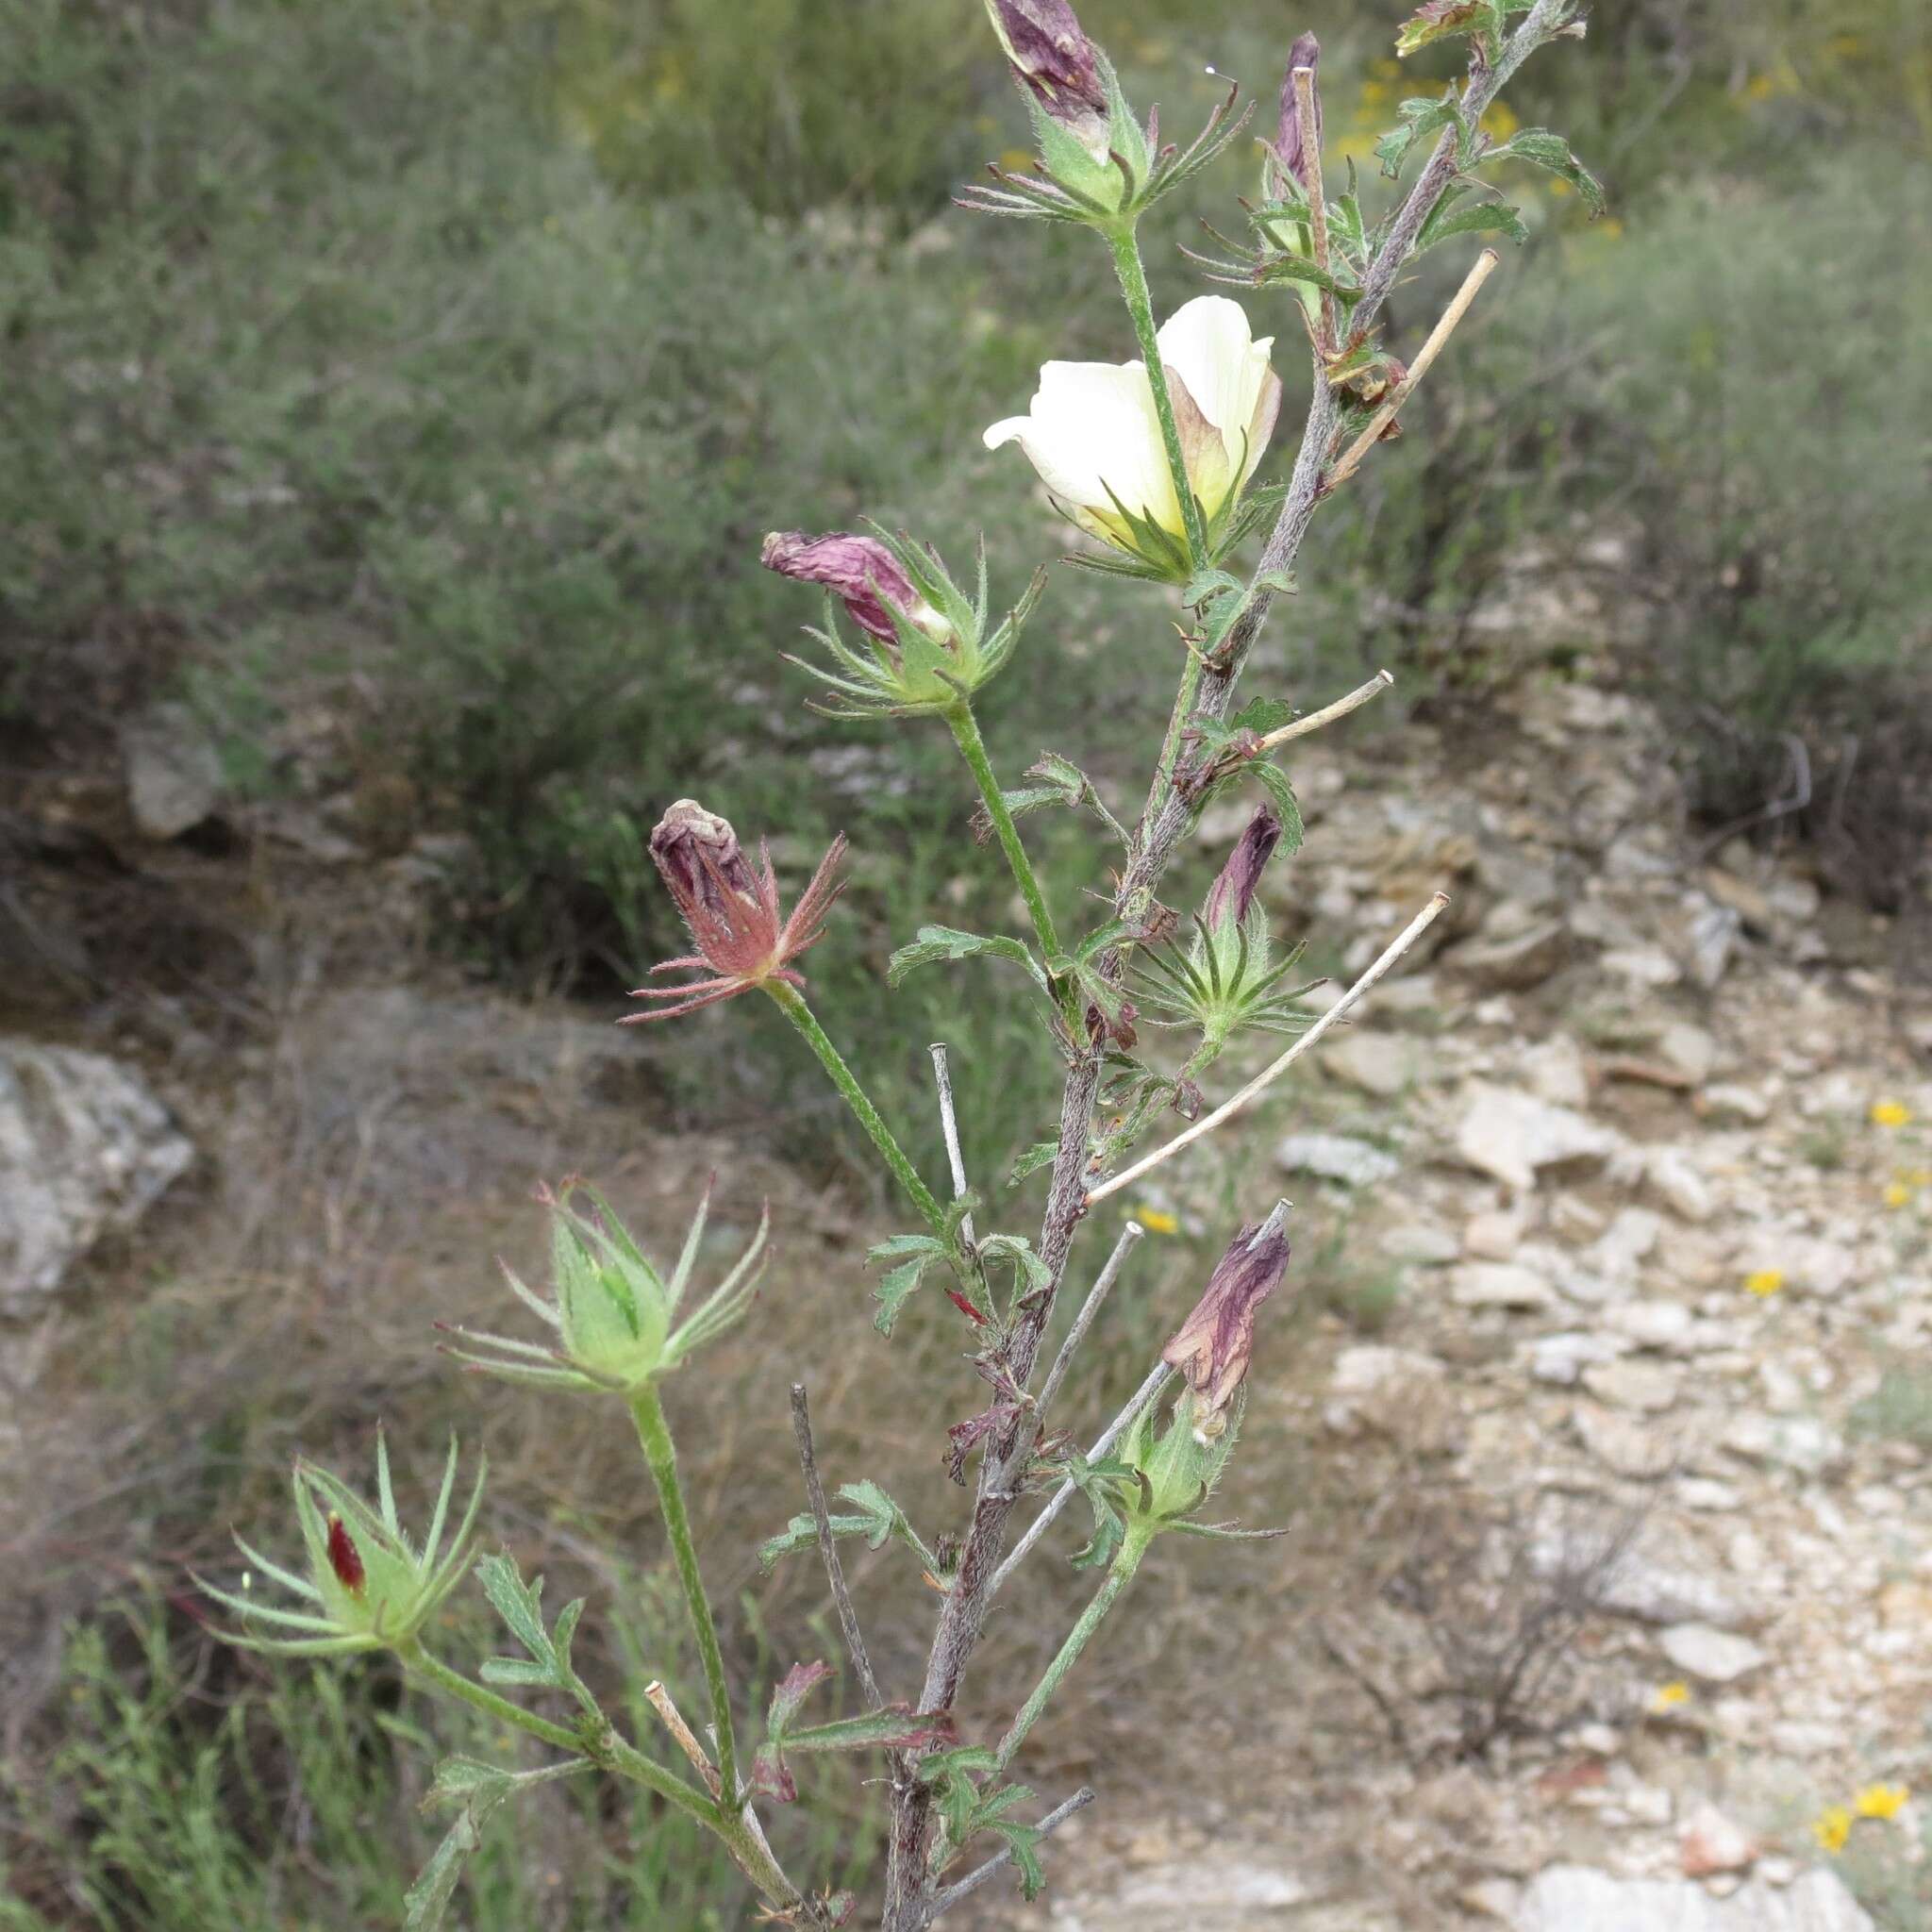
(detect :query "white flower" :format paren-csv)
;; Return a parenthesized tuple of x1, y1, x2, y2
(983, 295, 1282, 561)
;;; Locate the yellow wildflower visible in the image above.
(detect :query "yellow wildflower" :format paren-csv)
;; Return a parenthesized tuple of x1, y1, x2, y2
(1814, 1805, 1854, 1855)
(1856, 1783, 1909, 1821)
(1653, 1680, 1690, 1711)
(1743, 1269, 1784, 1298)
(1136, 1208, 1180, 1236)
(1886, 1181, 1914, 1209)
(997, 148, 1035, 178)
(1479, 99, 1520, 141)
(1872, 1100, 1912, 1128)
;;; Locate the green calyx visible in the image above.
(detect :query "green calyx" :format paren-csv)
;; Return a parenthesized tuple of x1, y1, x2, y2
(197, 1433, 485, 1657)
(786, 525, 1045, 722)
(1134, 906, 1318, 1057)
(1121, 1387, 1241, 1526)
(443, 1180, 769, 1395)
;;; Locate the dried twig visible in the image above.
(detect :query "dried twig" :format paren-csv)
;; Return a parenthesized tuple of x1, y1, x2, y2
(921, 1787, 1096, 1926)
(1294, 64, 1335, 352)
(1031, 1219, 1144, 1422)
(789, 1383, 884, 1710)
(928, 1042, 975, 1251)
(1325, 249, 1501, 491)
(988, 1361, 1174, 1600)
(644, 1680, 724, 1797)
(1088, 891, 1448, 1204)
(1256, 667, 1394, 753)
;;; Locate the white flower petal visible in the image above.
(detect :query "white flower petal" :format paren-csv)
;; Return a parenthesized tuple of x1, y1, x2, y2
(985, 359, 1181, 534)
(1157, 295, 1277, 477)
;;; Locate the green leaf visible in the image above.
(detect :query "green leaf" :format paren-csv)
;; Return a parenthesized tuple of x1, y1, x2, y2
(1008, 1138, 1060, 1185)
(873, 1256, 935, 1336)
(1374, 93, 1459, 179)
(476, 1553, 557, 1678)
(887, 925, 1047, 992)
(779, 1706, 957, 1757)
(407, 1755, 590, 1931)
(1485, 126, 1606, 215)
(1417, 198, 1528, 250)
(992, 1818, 1048, 1899)
(1257, 252, 1358, 300)
(1229, 695, 1295, 736)
(1247, 765, 1306, 854)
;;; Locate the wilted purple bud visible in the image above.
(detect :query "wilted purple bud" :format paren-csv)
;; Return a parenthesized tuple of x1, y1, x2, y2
(1161, 1208, 1292, 1436)
(983, 0, 1111, 158)
(632, 799, 847, 1022)
(1273, 32, 1324, 192)
(1201, 804, 1283, 931)
(760, 530, 945, 648)
(647, 798, 758, 923)
(325, 1513, 366, 1594)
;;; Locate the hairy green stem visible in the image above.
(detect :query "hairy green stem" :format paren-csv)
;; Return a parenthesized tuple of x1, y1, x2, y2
(1107, 224, 1209, 570)
(992, 1524, 1153, 1776)
(630, 1386, 741, 1809)
(945, 703, 1059, 958)
(768, 981, 949, 1237)
(402, 1642, 718, 1828)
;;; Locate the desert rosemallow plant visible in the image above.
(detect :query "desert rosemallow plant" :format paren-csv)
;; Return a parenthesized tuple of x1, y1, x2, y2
(205, 4, 1599, 1925)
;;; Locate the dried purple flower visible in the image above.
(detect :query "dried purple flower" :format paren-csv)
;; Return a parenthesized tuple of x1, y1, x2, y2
(760, 530, 947, 649)
(1272, 32, 1324, 192)
(1161, 1208, 1292, 1437)
(626, 800, 846, 1022)
(983, 0, 1111, 158)
(1201, 804, 1284, 931)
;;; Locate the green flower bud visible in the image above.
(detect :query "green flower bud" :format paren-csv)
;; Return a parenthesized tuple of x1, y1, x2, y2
(441, 1179, 768, 1396)
(198, 1433, 484, 1657)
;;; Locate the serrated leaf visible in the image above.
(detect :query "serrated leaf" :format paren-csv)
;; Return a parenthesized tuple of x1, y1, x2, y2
(1008, 1138, 1060, 1185)
(1419, 198, 1528, 251)
(408, 1755, 589, 1931)
(872, 1255, 936, 1336)
(476, 1553, 554, 1674)
(1229, 695, 1296, 736)
(1248, 765, 1306, 854)
(994, 1819, 1048, 1899)
(1374, 93, 1458, 179)
(1486, 126, 1606, 214)
(887, 925, 1047, 992)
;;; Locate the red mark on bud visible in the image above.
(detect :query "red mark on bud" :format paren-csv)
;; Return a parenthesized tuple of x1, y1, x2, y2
(325, 1512, 366, 1593)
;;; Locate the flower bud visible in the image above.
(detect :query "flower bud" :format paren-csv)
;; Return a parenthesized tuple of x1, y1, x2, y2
(760, 530, 949, 649)
(648, 799, 758, 923)
(198, 1435, 485, 1657)
(325, 1513, 366, 1594)
(633, 802, 846, 1018)
(442, 1179, 769, 1396)
(1161, 1206, 1292, 1440)
(983, 0, 1110, 160)
(1272, 33, 1324, 193)
(1201, 805, 1283, 933)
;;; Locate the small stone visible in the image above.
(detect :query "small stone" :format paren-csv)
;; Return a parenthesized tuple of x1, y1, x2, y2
(1329, 1345, 1460, 1455)
(1381, 1223, 1460, 1265)
(1701, 1083, 1771, 1125)
(1680, 1805, 1757, 1879)
(122, 700, 224, 840)
(1452, 1261, 1557, 1310)
(1465, 1208, 1528, 1260)
(1658, 1623, 1770, 1685)
(1644, 1147, 1716, 1223)
(1460, 1876, 1521, 1922)
(1450, 917, 1572, 991)
(1324, 1031, 1413, 1098)
(1676, 1477, 1745, 1513)
(1589, 1207, 1664, 1281)
(1658, 1023, 1720, 1087)
(1574, 1401, 1679, 1479)
(1275, 1132, 1400, 1188)
(1724, 1413, 1846, 1478)
(1603, 944, 1683, 988)
(1582, 1358, 1681, 1413)
(1524, 1035, 1591, 1108)
(1607, 1300, 1696, 1351)
(1527, 1331, 1630, 1387)
(1454, 1082, 1621, 1192)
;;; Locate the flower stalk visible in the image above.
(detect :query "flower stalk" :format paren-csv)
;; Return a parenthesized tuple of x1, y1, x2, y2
(945, 703, 1060, 957)
(767, 980, 951, 1240)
